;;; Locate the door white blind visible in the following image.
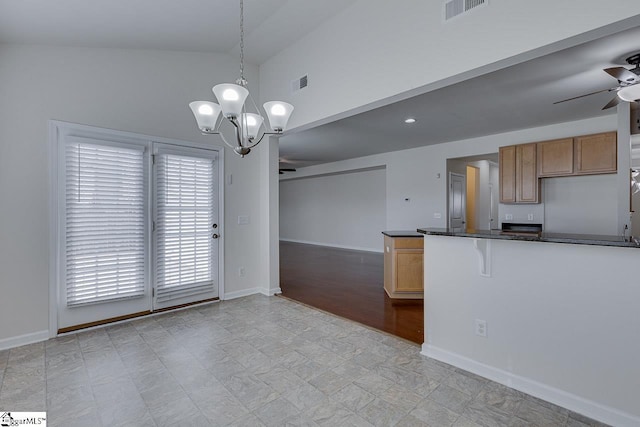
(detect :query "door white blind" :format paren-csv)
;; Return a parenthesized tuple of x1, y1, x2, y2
(65, 142, 147, 306)
(155, 154, 215, 303)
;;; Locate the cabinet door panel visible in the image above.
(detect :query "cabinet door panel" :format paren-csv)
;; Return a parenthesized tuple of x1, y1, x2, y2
(516, 143, 539, 203)
(575, 132, 617, 175)
(499, 146, 516, 203)
(395, 250, 423, 292)
(537, 138, 573, 177)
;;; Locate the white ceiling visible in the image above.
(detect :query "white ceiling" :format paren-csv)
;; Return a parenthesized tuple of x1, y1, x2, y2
(1, 1, 638, 168)
(0, 0, 355, 64)
(279, 25, 640, 167)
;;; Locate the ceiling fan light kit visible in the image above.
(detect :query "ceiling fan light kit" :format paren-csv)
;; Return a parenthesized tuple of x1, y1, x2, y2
(189, 0, 294, 157)
(617, 85, 640, 102)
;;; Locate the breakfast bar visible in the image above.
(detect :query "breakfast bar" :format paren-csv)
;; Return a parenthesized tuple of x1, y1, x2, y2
(417, 227, 640, 425)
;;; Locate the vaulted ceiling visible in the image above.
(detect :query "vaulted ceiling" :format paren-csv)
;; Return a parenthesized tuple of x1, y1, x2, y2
(2, 1, 638, 168)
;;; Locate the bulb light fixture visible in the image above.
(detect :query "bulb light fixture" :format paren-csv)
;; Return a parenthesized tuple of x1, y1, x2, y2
(618, 85, 640, 103)
(189, 0, 294, 157)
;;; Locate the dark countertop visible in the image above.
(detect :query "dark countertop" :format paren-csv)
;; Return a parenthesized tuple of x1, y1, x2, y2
(382, 230, 424, 238)
(417, 228, 640, 249)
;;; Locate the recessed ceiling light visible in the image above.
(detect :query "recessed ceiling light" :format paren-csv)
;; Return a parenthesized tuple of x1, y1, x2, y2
(404, 118, 416, 124)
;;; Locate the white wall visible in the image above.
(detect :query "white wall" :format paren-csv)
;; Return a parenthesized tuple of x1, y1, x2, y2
(280, 167, 386, 252)
(544, 175, 618, 235)
(423, 235, 640, 426)
(283, 115, 619, 235)
(260, 0, 640, 130)
(0, 44, 266, 343)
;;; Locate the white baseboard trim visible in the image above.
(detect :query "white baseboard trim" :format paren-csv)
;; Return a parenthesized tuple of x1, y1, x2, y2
(224, 287, 261, 300)
(0, 330, 49, 351)
(224, 287, 282, 300)
(421, 344, 640, 427)
(261, 287, 282, 296)
(279, 238, 382, 253)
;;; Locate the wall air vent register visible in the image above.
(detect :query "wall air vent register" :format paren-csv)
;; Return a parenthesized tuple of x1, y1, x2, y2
(291, 74, 309, 93)
(444, 0, 487, 21)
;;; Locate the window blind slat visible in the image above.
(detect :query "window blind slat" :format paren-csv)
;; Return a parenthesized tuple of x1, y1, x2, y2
(65, 142, 146, 306)
(155, 154, 214, 302)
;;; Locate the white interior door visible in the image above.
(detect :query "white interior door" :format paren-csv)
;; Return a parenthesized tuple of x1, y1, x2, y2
(449, 172, 466, 230)
(57, 135, 152, 330)
(153, 144, 220, 310)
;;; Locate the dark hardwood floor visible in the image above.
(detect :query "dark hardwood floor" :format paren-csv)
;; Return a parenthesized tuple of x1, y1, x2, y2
(279, 241, 424, 344)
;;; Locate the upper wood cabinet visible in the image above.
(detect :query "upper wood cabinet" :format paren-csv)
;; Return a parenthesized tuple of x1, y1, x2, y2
(574, 132, 617, 175)
(500, 143, 539, 204)
(537, 138, 574, 177)
(499, 146, 516, 203)
(516, 143, 539, 203)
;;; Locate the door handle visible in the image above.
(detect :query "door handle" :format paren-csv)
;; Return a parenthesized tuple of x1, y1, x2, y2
(212, 233, 219, 239)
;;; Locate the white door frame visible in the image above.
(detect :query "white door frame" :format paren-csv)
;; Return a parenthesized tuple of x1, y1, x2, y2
(48, 120, 225, 337)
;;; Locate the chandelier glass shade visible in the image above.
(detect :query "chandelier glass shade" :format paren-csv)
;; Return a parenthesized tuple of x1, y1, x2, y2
(189, 0, 294, 157)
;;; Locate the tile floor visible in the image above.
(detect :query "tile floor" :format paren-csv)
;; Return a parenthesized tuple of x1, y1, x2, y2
(0, 295, 607, 427)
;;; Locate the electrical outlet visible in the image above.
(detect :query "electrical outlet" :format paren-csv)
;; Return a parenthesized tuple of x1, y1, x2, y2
(238, 267, 246, 277)
(238, 215, 250, 225)
(505, 214, 513, 221)
(475, 319, 488, 337)
(434, 212, 442, 219)
(527, 213, 534, 221)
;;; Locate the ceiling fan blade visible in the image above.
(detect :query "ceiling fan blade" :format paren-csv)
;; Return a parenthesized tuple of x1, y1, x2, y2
(553, 88, 614, 105)
(604, 67, 640, 83)
(602, 96, 621, 110)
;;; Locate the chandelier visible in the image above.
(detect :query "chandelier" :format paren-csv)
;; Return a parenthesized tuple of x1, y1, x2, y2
(189, 0, 294, 157)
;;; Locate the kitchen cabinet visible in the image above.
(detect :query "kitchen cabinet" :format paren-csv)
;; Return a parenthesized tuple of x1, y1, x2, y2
(536, 133, 616, 178)
(499, 145, 516, 203)
(537, 138, 574, 177)
(574, 132, 617, 175)
(383, 235, 423, 299)
(500, 143, 539, 203)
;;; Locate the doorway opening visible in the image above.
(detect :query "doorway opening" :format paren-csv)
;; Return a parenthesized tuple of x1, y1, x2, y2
(447, 153, 499, 231)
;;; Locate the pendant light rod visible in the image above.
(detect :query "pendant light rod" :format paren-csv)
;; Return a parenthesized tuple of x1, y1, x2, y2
(188, 0, 294, 157)
(238, 0, 245, 85)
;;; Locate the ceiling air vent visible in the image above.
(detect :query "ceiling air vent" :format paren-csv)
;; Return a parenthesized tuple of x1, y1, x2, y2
(444, 0, 487, 21)
(291, 74, 308, 93)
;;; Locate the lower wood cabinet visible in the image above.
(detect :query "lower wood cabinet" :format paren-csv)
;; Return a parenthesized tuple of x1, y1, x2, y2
(383, 235, 424, 299)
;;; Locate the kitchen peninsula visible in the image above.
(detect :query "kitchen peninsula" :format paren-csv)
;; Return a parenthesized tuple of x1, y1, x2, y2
(417, 227, 640, 426)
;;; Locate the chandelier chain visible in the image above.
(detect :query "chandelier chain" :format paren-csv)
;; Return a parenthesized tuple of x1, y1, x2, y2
(239, 0, 245, 83)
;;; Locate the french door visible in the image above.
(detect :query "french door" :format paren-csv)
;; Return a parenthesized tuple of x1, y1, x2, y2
(153, 144, 219, 309)
(55, 124, 221, 331)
